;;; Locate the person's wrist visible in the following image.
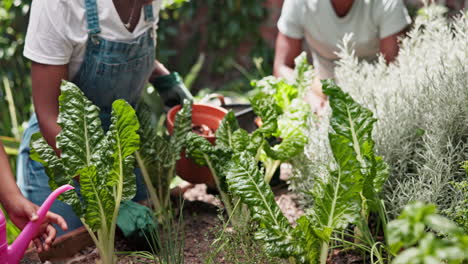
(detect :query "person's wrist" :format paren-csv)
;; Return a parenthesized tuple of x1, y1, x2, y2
(151, 72, 182, 93)
(152, 61, 170, 78)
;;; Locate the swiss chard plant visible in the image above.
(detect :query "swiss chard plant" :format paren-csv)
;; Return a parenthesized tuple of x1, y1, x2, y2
(187, 54, 310, 192)
(314, 80, 389, 262)
(221, 81, 390, 264)
(252, 53, 312, 183)
(387, 201, 468, 264)
(184, 55, 312, 220)
(135, 101, 192, 219)
(185, 85, 309, 225)
(31, 81, 140, 264)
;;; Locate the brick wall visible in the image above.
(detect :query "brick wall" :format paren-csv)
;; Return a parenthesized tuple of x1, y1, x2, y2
(260, 0, 284, 47)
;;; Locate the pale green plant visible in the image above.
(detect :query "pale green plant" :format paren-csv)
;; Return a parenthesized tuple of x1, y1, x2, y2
(387, 201, 468, 264)
(444, 162, 468, 232)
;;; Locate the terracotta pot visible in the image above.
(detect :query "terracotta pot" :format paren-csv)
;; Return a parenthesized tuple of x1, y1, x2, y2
(167, 104, 227, 189)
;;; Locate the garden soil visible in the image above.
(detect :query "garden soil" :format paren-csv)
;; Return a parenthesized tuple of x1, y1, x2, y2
(21, 184, 363, 264)
(20, 182, 304, 264)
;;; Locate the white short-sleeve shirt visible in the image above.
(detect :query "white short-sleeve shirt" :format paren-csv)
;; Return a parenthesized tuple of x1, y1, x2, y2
(24, 0, 162, 80)
(278, 0, 411, 79)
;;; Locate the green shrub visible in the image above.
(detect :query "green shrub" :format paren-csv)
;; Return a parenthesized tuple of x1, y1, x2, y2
(388, 201, 468, 264)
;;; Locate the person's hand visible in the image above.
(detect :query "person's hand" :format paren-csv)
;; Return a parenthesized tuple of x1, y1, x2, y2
(304, 81, 328, 117)
(151, 72, 193, 109)
(3, 195, 68, 252)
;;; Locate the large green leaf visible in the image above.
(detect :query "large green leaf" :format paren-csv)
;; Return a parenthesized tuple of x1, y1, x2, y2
(30, 81, 143, 262)
(30, 133, 83, 216)
(79, 165, 115, 230)
(308, 170, 361, 242)
(225, 152, 301, 259)
(56, 81, 106, 175)
(293, 216, 321, 264)
(323, 80, 373, 185)
(263, 127, 307, 161)
(215, 111, 239, 149)
(250, 92, 280, 136)
(231, 129, 250, 152)
(263, 95, 309, 162)
(246, 130, 265, 157)
(387, 202, 439, 254)
(150, 135, 174, 200)
(271, 81, 297, 110)
(185, 132, 214, 166)
(136, 102, 157, 161)
(30, 133, 68, 186)
(170, 100, 192, 158)
(295, 81, 389, 261)
(252, 74, 310, 172)
(136, 103, 167, 193)
(323, 80, 388, 213)
(136, 102, 189, 214)
(107, 99, 140, 201)
(293, 52, 314, 96)
(185, 131, 232, 192)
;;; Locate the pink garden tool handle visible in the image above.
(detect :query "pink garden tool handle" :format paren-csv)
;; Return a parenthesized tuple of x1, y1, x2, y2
(6, 184, 74, 264)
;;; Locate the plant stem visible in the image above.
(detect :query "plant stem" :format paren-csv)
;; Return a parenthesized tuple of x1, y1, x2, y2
(203, 154, 235, 220)
(2, 77, 20, 140)
(319, 241, 329, 264)
(108, 137, 126, 264)
(82, 220, 103, 254)
(211, 199, 241, 249)
(264, 160, 281, 183)
(255, 141, 265, 162)
(136, 151, 161, 209)
(377, 199, 388, 243)
(165, 165, 175, 209)
(82, 220, 114, 264)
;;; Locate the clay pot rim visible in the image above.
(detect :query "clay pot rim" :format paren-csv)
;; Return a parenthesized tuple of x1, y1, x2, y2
(167, 103, 228, 140)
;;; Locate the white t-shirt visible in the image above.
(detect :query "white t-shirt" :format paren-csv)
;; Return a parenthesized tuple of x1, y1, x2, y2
(24, 0, 162, 80)
(278, 0, 411, 79)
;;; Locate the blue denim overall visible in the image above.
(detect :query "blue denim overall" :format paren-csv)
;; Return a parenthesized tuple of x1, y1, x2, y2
(17, 0, 156, 236)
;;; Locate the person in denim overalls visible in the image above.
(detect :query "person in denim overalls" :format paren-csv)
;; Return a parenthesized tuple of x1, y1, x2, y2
(17, 0, 192, 236)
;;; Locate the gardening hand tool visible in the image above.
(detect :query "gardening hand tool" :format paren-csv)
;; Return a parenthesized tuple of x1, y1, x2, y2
(201, 94, 257, 133)
(0, 184, 74, 264)
(151, 72, 193, 110)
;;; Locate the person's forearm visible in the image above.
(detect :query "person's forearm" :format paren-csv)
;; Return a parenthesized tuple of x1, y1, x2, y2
(0, 143, 24, 206)
(273, 64, 296, 82)
(31, 62, 68, 155)
(380, 29, 407, 64)
(37, 116, 62, 155)
(273, 32, 303, 82)
(34, 96, 62, 154)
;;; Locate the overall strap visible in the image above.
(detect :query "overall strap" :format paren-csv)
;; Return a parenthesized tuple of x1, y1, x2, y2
(144, 4, 155, 22)
(85, 0, 101, 36)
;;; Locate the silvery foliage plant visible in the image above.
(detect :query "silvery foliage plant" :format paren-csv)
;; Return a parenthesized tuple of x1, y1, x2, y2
(332, 7, 468, 218)
(290, 7, 468, 219)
